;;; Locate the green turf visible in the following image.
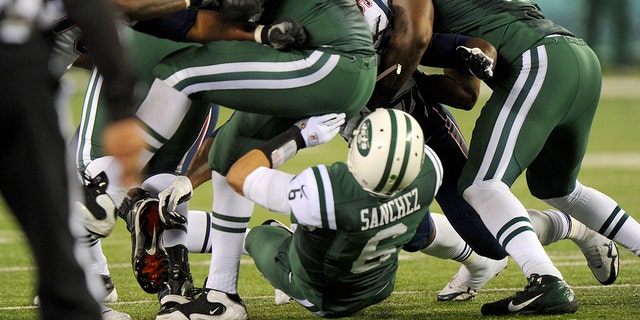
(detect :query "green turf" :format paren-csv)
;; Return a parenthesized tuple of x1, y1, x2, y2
(1, 72, 639, 319)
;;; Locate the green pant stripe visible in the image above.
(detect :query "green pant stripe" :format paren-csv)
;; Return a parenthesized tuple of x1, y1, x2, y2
(166, 51, 340, 96)
(479, 46, 548, 181)
(137, 116, 169, 145)
(609, 212, 629, 239)
(598, 206, 621, 235)
(212, 224, 246, 233)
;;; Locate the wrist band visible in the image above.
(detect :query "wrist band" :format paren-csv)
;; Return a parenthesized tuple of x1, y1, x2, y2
(184, 0, 191, 8)
(255, 126, 305, 168)
(254, 25, 265, 43)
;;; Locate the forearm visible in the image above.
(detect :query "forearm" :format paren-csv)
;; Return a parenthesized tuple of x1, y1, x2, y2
(416, 71, 479, 110)
(379, 0, 433, 90)
(113, 0, 189, 21)
(184, 9, 255, 43)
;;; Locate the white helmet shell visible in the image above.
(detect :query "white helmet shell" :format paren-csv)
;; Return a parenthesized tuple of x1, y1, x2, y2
(347, 108, 425, 198)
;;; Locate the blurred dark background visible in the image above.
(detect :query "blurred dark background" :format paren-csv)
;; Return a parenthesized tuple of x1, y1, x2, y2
(535, 0, 639, 71)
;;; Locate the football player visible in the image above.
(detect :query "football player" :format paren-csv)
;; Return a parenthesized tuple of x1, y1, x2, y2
(431, 0, 640, 315)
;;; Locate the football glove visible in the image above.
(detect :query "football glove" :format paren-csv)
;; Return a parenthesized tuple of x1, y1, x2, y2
(158, 176, 192, 226)
(295, 113, 346, 148)
(456, 46, 494, 80)
(255, 18, 306, 50)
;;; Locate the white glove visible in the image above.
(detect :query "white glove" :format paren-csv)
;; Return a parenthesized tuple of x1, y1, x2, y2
(295, 113, 346, 148)
(158, 176, 192, 225)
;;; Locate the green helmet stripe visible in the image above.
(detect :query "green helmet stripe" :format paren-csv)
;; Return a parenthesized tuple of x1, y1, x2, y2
(373, 109, 398, 193)
(389, 113, 413, 192)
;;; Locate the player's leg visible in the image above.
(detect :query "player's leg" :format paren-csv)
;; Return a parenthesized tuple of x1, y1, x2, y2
(0, 37, 102, 319)
(417, 213, 507, 301)
(526, 39, 640, 258)
(459, 40, 579, 315)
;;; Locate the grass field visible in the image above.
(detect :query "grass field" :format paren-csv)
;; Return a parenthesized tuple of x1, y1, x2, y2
(0, 72, 639, 319)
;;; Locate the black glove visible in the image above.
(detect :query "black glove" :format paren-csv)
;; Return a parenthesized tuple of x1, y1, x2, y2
(255, 17, 306, 50)
(456, 46, 494, 80)
(220, 0, 263, 20)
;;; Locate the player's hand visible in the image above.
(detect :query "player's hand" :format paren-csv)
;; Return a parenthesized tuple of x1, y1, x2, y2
(220, 0, 263, 20)
(256, 17, 306, 50)
(158, 176, 192, 226)
(295, 113, 346, 148)
(101, 117, 144, 186)
(456, 46, 494, 80)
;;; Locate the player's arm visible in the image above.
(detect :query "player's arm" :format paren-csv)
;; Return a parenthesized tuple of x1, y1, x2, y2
(227, 114, 345, 212)
(418, 35, 497, 110)
(368, 0, 434, 108)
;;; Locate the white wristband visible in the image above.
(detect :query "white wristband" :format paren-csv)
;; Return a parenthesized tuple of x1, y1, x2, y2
(254, 25, 265, 43)
(184, 0, 191, 8)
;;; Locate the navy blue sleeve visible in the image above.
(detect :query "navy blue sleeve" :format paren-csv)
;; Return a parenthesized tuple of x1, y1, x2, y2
(420, 33, 471, 69)
(132, 9, 198, 42)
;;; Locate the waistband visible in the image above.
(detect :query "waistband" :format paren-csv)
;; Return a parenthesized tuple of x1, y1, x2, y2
(542, 34, 586, 46)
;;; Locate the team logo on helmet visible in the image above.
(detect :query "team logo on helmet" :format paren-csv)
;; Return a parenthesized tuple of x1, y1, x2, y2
(356, 119, 372, 156)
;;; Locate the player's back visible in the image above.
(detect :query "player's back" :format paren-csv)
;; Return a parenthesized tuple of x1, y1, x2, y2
(288, 158, 440, 315)
(259, 0, 375, 56)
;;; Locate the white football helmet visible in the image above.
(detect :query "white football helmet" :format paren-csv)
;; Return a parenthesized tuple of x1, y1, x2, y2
(347, 108, 424, 198)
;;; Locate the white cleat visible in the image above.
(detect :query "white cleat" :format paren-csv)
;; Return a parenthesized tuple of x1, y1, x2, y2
(573, 229, 619, 285)
(155, 289, 248, 320)
(438, 257, 508, 301)
(102, 307, 132, 320)
(274, 288, 291, 305)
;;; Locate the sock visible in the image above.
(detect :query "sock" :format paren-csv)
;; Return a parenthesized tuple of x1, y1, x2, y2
(420, 213, 473, 262)
(464, 180, 562, 279)
(206, 171, 254, 294)
(544, 181, 640, 255)
(186, 210, 214, 253)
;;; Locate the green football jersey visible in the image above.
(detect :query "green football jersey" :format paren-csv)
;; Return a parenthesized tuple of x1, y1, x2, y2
(284, 148, 442, 315)
(432, 0, 574, 64)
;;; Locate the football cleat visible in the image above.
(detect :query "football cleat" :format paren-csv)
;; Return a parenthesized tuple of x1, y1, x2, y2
(438, 257, 508, 301)
(78, 171, 117, 238)
(34, 274, 119, 306)
(118, 187, 151, 233)
(132, 198, 169, 294)
(155, 289, 249, 320)
(101, 307, 132, 320)
(572, 230, 619, 285)
(157, 245, 196, 312)
(102, 274, 118, 303)
(481, 274, 578, 316)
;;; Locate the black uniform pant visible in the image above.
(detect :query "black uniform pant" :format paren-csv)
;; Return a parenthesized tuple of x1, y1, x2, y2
(0, 32, 101, 320)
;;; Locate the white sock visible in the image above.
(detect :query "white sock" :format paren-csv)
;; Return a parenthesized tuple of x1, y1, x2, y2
(186, 210, 214, 253)
(464, 180, 562, 279)
(544, 181, 640, 255)
(86, 239, 110, 276)
(420, 213, 473, 262)
(205, 171, 254, 294)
